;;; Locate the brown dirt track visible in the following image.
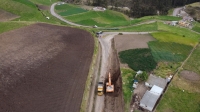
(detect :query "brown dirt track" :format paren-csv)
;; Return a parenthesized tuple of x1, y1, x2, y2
(0, 23, 94, 112)
(0, 9, 19, 21)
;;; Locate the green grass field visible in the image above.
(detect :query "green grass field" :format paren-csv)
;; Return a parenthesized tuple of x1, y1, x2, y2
(119, 48, 157, 72)
(0, 21, 30, 34)
(58, 8, 88, 16)
(30, 0, 58, 5)
(151, 32, 198, 47)
(0, 0, 65, 24)
(192, 22, 200, 33)
(148, 41, 193, 62)
(183, 44, 200, 75)
(157, 22, 200, 42)
(119, 22, 158, 32)
(156, 84, 200, 112)
(121, 68, 135, 112)
(153, 62, 180, 78)
(65, 10, 129, 27)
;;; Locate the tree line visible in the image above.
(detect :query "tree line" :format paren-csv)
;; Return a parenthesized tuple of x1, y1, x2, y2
(90, 0, 200, 17)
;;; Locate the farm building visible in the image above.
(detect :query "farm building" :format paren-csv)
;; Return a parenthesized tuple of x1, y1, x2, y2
(145, 74, 167, 89)
(139, 85, 163, 111)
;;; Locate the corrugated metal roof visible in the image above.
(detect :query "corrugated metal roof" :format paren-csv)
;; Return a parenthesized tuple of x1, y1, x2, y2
(146, 74, 167, 89)
(139, 90, 160, 111)
(150, 85, 163, 95)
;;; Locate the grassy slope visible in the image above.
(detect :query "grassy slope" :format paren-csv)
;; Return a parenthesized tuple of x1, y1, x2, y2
(184, 44, 200, 74)
(0, 0, 65, 24)
(156, 22, 200, 111)
(30, 0, 58, 5)
(157, 22, 199, 42)
(192, 22, 200, 33)
(148, 41, 193, 62)
(151, 32, 197, 47)
(156, 84, 200, 112)
(0, 21, 31, 34)
(121, 68, 135, 112)
(119, 22, 157, 32)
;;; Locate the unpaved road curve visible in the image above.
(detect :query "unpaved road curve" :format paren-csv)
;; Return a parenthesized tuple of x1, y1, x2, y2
(50, 2, 155, 112)
(172, 7, 183, 16)
(94, 32, 151, 112)
(50, 3, 91, 27)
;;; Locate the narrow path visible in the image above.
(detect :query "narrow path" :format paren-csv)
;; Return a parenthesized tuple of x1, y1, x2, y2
(94, 32, 152, 112)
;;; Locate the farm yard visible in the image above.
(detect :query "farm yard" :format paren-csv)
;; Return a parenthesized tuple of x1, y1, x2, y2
(0, 23, 94, 112)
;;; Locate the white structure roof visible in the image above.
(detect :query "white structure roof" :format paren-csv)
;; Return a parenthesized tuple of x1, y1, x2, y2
(139, 90, 160, 111)
(150, 85, 163, 95)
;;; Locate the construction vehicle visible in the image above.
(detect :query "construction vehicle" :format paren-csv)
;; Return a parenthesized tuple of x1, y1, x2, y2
(106, 72, 114, 92)
(97, 82, 104, 96)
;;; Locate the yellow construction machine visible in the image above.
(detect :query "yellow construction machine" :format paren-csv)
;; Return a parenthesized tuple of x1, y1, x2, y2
(106, 72, 114, 92)
(97, 82, 104, 96)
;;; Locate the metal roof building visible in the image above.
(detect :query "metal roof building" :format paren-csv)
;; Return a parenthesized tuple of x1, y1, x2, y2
(139, 90, 160, 111)
(145, 74, 167, 89)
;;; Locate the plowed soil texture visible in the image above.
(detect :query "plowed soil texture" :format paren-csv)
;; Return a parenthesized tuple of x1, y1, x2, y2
(0, 23, 94, 112)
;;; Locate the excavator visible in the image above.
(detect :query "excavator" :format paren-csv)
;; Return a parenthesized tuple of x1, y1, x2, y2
(106, 72, 114, 92)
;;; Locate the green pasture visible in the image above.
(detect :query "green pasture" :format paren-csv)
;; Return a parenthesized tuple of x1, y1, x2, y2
(13, 0, 36, 8)
(121, 68, 135, 112)
(65, 10, 129, 27)
(151, 32, 198, 47)
(153, 62, 180, 78)
(55, 4, 75, 12)
(119, 48, 157, 72)
(58, 8, 88, 16)
(0, 0, 64, 24)
(192, 22, 200, 33)
(0, 21, 30, 34)
(184, 44, 200, 75)
(156, 84, 200, 112)
(148, 41, 193, 62)
(30, 0, 58, 5)
(119, 22, 157, 32)
(157, 22, 200, 41)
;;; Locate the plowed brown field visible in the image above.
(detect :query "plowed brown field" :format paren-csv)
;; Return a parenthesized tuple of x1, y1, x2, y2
(0, 23, 94, 112)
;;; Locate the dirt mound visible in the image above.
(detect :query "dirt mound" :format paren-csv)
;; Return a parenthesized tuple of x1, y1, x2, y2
(180, 70, 200, 81)
(0, 23, 94, 112)
(104, 39, 124, 112)
(0, 9, 19, 21)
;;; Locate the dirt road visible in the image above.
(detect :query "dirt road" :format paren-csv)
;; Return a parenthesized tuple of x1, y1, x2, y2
(94, 32, 151, 112)
(50, 3, 91, 27)
(172, 7, 183, 16)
